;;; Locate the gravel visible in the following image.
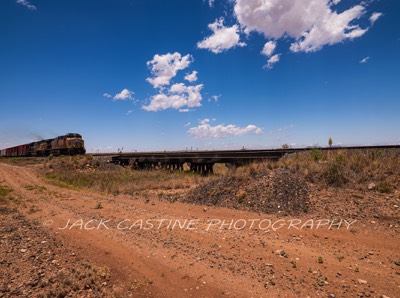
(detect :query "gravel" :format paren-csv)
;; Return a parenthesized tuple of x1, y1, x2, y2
(186, 168, 310, 215)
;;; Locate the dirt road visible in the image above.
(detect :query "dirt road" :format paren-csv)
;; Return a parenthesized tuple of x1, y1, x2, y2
(0, 163, 399, 297)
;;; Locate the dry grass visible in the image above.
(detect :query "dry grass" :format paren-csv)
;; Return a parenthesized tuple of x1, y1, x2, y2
(7, 149, 399, 199)
(0, 182, 17, 214)
(188, 149, 400, 213)
(276, 148, 399, 191)
(0, 184, 13, 197)
(40, 155, 213, 196)
(0, 156, 46, 166)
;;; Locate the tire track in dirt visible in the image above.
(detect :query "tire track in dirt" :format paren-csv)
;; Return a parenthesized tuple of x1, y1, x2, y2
(0, 164, 263, 297)
(0, 163, 399, 297)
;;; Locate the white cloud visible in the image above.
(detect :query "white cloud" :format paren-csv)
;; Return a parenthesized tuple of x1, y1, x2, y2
(200, 118, 211, 125)
(211, 95, 220, 102)
(143, 83, 203, 112)
(103, 93, 112, 98)
(184, 71, 198, 83)
(125, 110, 134, 115)
(208, 0, 215, 8)
(261, 41, 276, 57)
(188, 119, 263, 138)
(360, 56, 370, 64)
(234, 0, 369, 53)
(16, 0, 36, 10)
(146, 52, 192, 88)
(184, 122, 191, 127)
(140, 52, 205, 112)
(113, 88, 134, 101)
(370, 12, 383, 24)
(197, 18, 246, 54)
(143, 93, 185, 112)
(266, 54, 280, 69)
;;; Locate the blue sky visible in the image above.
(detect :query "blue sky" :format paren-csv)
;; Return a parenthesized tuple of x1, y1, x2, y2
(1, 0, 399, 152)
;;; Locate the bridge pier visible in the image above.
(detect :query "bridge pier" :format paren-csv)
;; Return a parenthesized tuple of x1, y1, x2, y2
(189, 162, 214, 175)
(169, 163, 183, 172)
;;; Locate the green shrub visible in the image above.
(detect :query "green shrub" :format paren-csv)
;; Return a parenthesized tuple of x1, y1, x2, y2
(323, 154, 347, 186)
(311, 149, 323, 161)
(377, 181, 392, 193)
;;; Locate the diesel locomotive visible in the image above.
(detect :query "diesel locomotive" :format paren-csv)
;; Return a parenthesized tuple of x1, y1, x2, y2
(0, 133, 86, 157)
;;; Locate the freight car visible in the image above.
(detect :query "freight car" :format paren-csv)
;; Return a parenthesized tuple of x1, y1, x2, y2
(0, 133, 85, 157)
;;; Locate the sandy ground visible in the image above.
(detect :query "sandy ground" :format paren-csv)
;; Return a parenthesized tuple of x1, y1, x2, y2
(0, 163, 399, 297)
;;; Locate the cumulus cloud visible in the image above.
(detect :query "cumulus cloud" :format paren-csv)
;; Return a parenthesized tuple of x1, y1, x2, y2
(197, 18, 246, 54)
(143, 83, 203, 112)
(113, 88, 134, 101)
(16, 0, 36, 10)
(141, 51, 205, 112)
(370, 12, 383, 24)
(234, 0, 370, 54)
(360, 56, 370, 64)
(184, 71, 198, 83)
(266, 54, 281, 69)
(188, 119, 263, 138)
(261, 41, 277, 57)
(208, 0, 215, 8)
(146, 52, 192, 88)
(103, 93, 112, 98)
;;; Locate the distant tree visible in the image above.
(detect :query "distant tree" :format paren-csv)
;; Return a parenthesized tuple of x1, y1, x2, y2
(281, 144, 289, 149)
(328, 137, 333, 147)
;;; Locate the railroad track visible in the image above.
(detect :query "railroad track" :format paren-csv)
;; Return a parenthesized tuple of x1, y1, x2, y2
(103, 145, 400, 174)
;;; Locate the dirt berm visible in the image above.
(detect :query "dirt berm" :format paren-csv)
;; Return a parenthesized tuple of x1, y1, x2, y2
(186, 168, 309, 215)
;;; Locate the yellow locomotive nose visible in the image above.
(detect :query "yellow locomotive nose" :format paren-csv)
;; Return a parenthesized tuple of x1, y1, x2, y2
(67, 139, 83, 148)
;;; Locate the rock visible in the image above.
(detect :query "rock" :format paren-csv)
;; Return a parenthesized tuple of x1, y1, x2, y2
(274, 249, 287, 257)
(357, 279, 367, 285)
(368, 183, 376, 190)
(20, 249, 27, 253)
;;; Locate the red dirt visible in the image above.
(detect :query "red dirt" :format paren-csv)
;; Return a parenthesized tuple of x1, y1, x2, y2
(0, 163, 399, 297)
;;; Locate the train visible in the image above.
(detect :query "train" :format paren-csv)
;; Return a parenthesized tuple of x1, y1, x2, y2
(0, 133, 86, 157)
